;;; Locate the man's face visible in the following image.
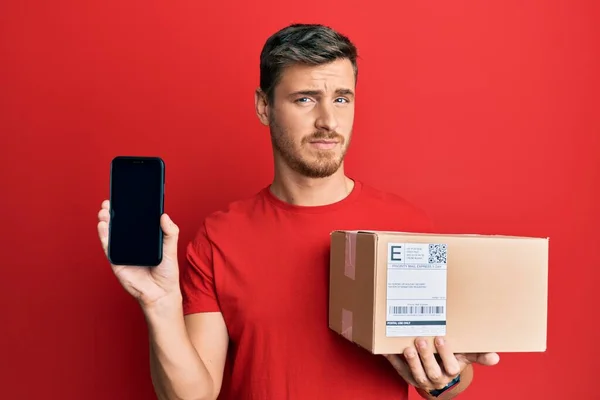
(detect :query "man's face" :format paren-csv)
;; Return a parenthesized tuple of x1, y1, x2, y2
(258, 58, 356, 178)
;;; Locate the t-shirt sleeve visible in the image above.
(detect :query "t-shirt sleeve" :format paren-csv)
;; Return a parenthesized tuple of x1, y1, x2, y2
(419, 208, 436, 233)
(180, 221, 221, 315)
(405, 203, 436, 233)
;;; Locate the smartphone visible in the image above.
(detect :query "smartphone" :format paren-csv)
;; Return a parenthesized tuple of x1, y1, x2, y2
(107, 156, 165, 267)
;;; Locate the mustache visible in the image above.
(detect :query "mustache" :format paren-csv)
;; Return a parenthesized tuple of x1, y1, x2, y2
(302, 131, 345, 143)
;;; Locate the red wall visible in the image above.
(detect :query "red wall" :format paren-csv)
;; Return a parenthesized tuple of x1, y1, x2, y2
(1, 1, 598, 399)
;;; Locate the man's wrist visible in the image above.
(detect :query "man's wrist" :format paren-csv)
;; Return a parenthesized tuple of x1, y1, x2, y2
(415, 374, 461, 399)
(428, 374, 461, 397)
(141, 293, 184, 323)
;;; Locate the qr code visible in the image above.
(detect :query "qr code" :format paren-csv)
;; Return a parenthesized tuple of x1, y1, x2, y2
(428, 244, 447, 264)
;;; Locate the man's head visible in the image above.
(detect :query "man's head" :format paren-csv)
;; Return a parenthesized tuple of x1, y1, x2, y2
(255, 24, 358, 179)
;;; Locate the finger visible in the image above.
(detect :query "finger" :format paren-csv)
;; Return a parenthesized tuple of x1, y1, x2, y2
(97, 220, 109, 256)
(482, 352, 500, 365)
(161, 213, 180, 260)
(403, 345, 429, 388)
(434, 337, 461, 376)
(384, 354, 418, 387)
(465, 352, 500, 366)
(415, 338, 447, 389)
(98, 207, 110, 224)
(101, 200, 110, 210)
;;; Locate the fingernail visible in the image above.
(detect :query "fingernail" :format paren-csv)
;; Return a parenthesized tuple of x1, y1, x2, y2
(418, 340, 426, 348)
(436, 337, 444, 346)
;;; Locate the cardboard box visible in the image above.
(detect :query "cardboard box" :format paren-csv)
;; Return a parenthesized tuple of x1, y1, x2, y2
(328, 230, 549, 354)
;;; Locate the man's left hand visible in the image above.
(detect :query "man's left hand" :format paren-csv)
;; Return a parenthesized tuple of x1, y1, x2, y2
(384, 336, 500, 394)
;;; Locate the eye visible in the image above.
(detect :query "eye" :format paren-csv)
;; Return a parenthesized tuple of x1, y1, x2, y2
(335, 97, 349, 103)
(295, 97, 311, 103)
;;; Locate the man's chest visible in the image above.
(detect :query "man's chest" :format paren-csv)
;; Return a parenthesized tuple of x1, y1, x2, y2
(212, 232, 332, 338)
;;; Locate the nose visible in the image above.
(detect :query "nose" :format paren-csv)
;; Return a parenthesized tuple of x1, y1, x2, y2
(315, 102, 339, 133)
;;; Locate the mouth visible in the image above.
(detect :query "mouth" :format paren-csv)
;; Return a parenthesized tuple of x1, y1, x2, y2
(308, 140, 339, 150)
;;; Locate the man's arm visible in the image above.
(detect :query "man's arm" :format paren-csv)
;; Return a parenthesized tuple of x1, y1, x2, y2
(145, 295, 229, 400)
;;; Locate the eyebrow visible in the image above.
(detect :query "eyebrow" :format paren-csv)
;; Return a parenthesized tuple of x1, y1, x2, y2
(288, 88, 355, 98)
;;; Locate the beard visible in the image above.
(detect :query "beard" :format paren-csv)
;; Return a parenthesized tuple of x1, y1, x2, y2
(269, 116, 350, 179)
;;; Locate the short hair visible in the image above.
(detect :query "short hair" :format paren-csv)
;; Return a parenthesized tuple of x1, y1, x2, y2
(259, 23, 358, 102)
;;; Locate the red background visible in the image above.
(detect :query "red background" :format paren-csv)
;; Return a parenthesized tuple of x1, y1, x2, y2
(1, 1, 598, 399)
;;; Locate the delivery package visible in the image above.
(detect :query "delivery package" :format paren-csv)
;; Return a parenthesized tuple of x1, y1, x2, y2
(328, 230, 549, 354)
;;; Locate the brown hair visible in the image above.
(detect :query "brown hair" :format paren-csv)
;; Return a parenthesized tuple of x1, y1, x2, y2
(259, 23, 358, 103)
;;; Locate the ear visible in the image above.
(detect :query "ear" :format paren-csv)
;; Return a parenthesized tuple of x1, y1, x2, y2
(254, 88, 270, 126)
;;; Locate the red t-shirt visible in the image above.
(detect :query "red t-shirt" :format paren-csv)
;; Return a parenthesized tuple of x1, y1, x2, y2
(181, 180, 433, 400)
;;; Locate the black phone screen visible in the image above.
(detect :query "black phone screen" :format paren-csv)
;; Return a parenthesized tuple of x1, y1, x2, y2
(108, 156, 165, 266)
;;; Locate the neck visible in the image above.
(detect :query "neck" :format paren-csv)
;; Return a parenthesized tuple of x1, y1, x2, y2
(269, 160, 355, 207)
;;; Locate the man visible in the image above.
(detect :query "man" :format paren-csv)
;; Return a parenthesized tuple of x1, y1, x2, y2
(97, 23, 499, 400)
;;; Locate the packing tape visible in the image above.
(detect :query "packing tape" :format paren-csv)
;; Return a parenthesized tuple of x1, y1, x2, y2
(342, 308, 353, 341)
(344, 231, 357, 280)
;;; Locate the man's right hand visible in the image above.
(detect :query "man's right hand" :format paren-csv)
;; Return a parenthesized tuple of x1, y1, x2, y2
(97, 199, 182, 310)
(98, 200, 229, 400)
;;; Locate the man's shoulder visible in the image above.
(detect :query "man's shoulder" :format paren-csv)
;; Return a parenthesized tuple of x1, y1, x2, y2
(359, 181, 427, 212)
(357, 181, 434, 230)
(199, 187, 267, 233)
(192, 188, 267, 241)
(186, 188, 267, 251)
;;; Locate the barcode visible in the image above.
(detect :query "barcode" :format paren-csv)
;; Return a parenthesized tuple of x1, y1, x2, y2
(389, 306, 445, 315)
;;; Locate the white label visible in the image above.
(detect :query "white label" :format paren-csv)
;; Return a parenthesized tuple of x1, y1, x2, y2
(386, 242, 447, 337)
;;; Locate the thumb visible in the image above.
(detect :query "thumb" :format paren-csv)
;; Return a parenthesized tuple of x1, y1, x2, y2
(463, 352, 500, 366)
(161, 213, 180, 258)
